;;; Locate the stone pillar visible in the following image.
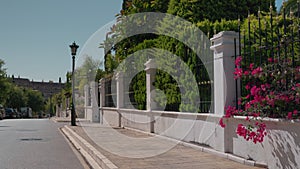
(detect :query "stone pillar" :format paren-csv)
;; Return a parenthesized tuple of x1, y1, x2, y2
(56, 104, 59, 117)
(66, 97, 70, 117)
(144, 59, 157, 111)
(56, 104, 62, 117)
(116, 72, 124, 109)
(210, 31, 240, 116)
(84, 84, 89, 119)
(144, 59, 156, 133)
(210, 31, 240, 153)
(99, 78, 105, 124)
(115, 72, 124, 127)
(90, 81, 100, 122)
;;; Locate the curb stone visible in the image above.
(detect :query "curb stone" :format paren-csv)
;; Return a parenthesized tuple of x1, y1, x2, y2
(61, 125, 118, 169)
(61, 127, 101, 169)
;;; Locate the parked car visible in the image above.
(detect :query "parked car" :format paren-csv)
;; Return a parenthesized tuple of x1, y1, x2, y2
(5, 108, 17, 118)
(0, 104, 5, 120)
(16, 111, 22, 118)
(20, 107, 32, 118)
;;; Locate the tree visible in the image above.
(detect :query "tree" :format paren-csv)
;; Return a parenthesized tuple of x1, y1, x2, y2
(75, 55, 102, 95)
(166, 0, 275, 23)
(99, 0, 278, 111)
(26, 89, 44, 113)
(280, 0, 299, 17)
(5, 86, 27, 109)
(0, 59, 11, 105)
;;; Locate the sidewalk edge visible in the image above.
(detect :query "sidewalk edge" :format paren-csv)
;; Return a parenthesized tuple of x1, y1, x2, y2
(61, 127, 102, 169)
(62, 125, 118, 169)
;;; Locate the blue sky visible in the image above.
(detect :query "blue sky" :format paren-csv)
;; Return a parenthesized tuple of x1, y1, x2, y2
(0, 0, 282, 82)
(0, 0, 122, 82)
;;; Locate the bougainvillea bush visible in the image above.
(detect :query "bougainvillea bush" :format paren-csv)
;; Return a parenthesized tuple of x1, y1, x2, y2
(219, 56, 300, 144)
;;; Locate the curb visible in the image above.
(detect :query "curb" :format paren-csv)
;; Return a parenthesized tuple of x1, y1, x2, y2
(124, 126, 268, 168)
(61, 127, 101, 169)
(61, 125, 118, 169)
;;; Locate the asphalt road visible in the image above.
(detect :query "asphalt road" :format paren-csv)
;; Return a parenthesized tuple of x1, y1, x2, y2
(0, 119, 85, 169)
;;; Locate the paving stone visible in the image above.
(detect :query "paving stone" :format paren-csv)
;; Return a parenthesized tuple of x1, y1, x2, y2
(71, 122, 264, 169)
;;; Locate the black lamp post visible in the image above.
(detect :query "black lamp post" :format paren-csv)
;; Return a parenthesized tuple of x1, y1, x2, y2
(69, 42, 79, 126)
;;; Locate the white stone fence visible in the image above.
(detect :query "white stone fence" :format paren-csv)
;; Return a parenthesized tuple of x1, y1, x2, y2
(83, 31, 300, 169)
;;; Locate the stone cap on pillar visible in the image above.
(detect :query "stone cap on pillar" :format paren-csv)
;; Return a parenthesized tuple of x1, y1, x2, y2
(99, 78, 105, 84)
(115, 72, 124, 81)
(210, 31, 239, 54)
(98, 78, 105, 89)
(144, 59, 157, 71)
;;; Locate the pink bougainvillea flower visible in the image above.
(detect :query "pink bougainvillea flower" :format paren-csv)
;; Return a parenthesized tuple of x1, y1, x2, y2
(235, 56, 242, 66)
(234, 68, 243, 79)
(252, 112, 260, 117)
(287, 112, 293, 119)
(280, 95, 290, 102)
(266, 96, 275, 107)
(225, 56, 298, 144)
(245, 94, 250, 99)
(249, 63, 254, 70)
(246, 116, 250, 121)
(225, 106, 237, 117)
(250, 86, 260, 96)
(268, 58, 273, 63)
(236, 124, 246, 136)
(251, 67, 263, 76)
(238, 98, 242, 105)
(293, 110, 298, 115)
(219, 118, 226, 128)
(261, 84, 266, 91)
(245, 84, 251, 90)
(236, 122, 267, 144)
(245, 102, 251, 110)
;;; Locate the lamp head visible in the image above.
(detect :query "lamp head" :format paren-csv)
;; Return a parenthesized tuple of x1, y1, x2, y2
(69, 41, 79, 56)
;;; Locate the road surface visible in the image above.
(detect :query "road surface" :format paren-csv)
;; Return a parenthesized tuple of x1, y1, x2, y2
(0, 119, 86, 169)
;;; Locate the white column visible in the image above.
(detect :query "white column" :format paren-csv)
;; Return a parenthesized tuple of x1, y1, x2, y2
(210, 31, 240, 116)
(90, 81, 99, 122)
(99, 78, 105, 124)
(84, 84, 89, 119)
(210, 31, 241, 153)
(144, 59, 156, 133)
(56, 104, 60, 117)
(144, 59, 157, 111)
(115, 72, 124, 109)
(115, 72, 124, 127)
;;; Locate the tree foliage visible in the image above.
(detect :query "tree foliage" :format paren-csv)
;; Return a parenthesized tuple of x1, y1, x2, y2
(75, 55, 101, 95)
(0, 59, 46, 114)
(26, 89, 44, 112)
(0, 59, 11, 105)
(100, 0, 280, 112)
(5, 85, 27, 109)
(5, 85, 45, 113)
(280, 0, 299, 17)
(240, 12, 300, 66)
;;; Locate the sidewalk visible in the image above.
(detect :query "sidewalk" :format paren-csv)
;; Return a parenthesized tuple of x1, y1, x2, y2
(61, 121, 266, 169)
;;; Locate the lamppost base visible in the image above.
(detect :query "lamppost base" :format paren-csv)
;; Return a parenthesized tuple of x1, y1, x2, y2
(71, 104, 76, 126)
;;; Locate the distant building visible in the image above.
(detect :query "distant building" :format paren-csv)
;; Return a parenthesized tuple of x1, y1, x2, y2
(11, 76, 65, 100)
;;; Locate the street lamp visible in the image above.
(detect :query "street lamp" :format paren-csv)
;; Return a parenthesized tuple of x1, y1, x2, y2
(69, 41, 79, 126)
